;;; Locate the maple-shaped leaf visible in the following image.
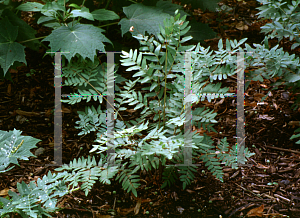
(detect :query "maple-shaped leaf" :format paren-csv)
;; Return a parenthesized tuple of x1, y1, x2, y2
(188, 20, 217, 41)
(1, 9, 39, 51)
(119, 3, 170, 37)
(156, 0, 188, 17)
(42, 22, 112, 62)
(195, 0, 221, 11)
(0, 17, 26, 76)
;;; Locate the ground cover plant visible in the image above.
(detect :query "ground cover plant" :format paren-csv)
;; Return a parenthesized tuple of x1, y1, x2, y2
(0, 0, 300, 217)
(56, 10, 254, 198)
(0, 129, 69, 218)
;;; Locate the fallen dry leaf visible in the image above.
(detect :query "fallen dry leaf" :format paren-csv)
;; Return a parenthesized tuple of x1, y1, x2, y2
(236, 21, 248, 30)
(0, 188, 9, 196)
(117, 207, 135, 216)
(246, 204, 264, 217)
(134, 199, 142, 215)
(95, 214, 112, 218)
(16, 109, 40, 117)
(95, 215, 112, 218)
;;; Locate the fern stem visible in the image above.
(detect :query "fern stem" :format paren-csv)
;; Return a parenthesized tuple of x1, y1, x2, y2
(162, 43, 168, 128)
(71, 67, 125, 124)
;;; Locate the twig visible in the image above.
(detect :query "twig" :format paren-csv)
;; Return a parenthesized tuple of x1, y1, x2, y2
(274, 194, 290, 203)
(265, 145, 300, 154)
(235, 183, 263, 199)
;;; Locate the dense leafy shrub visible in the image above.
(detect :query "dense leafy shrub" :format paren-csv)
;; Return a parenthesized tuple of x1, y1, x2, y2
(254, 0, 300, 143)
(0, 172, 69, 218)
(56, 11, 255, 197)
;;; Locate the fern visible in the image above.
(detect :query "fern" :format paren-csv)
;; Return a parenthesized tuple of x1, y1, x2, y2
(116, 164, 140, 197)
(290, 128, 300, 144)
(254, 0, 300, 144)
(0, 171, 69, 218)
(178, 165, 197, 190)
(61, 56, 125, 105)
(59, 10, 255, 197)
(161, 166, 177, 189)
(55, 155, 119, 196)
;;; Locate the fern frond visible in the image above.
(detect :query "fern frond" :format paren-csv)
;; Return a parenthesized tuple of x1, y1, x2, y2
(116, 166, 140, 197)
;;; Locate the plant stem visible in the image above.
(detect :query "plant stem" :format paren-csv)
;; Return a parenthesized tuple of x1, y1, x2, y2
(105, 0, 112, 9)
(18, 36, 47, 44)
(98, 22, 119, 28)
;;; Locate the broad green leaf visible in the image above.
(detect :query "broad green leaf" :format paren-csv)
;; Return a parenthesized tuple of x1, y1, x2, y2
(70, 7, 94, 21)
(69, 3, 81, 9)
(1, 9, 39, 51)
(0, 18, 26, 76)
(37, 16, 56, 25)
(91, 9, 119, 21)
(42, 23, 112, 62)
(42, 1, 65, 11)
(119, 3, 170, 37)
(42, 22, 61, 29)
(41, 1, 65, 17)
(156, 0, 189, 17)
(0, 17, 18, 42)
(16, 2, 44, 11)
(0, 0, 10, 5)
